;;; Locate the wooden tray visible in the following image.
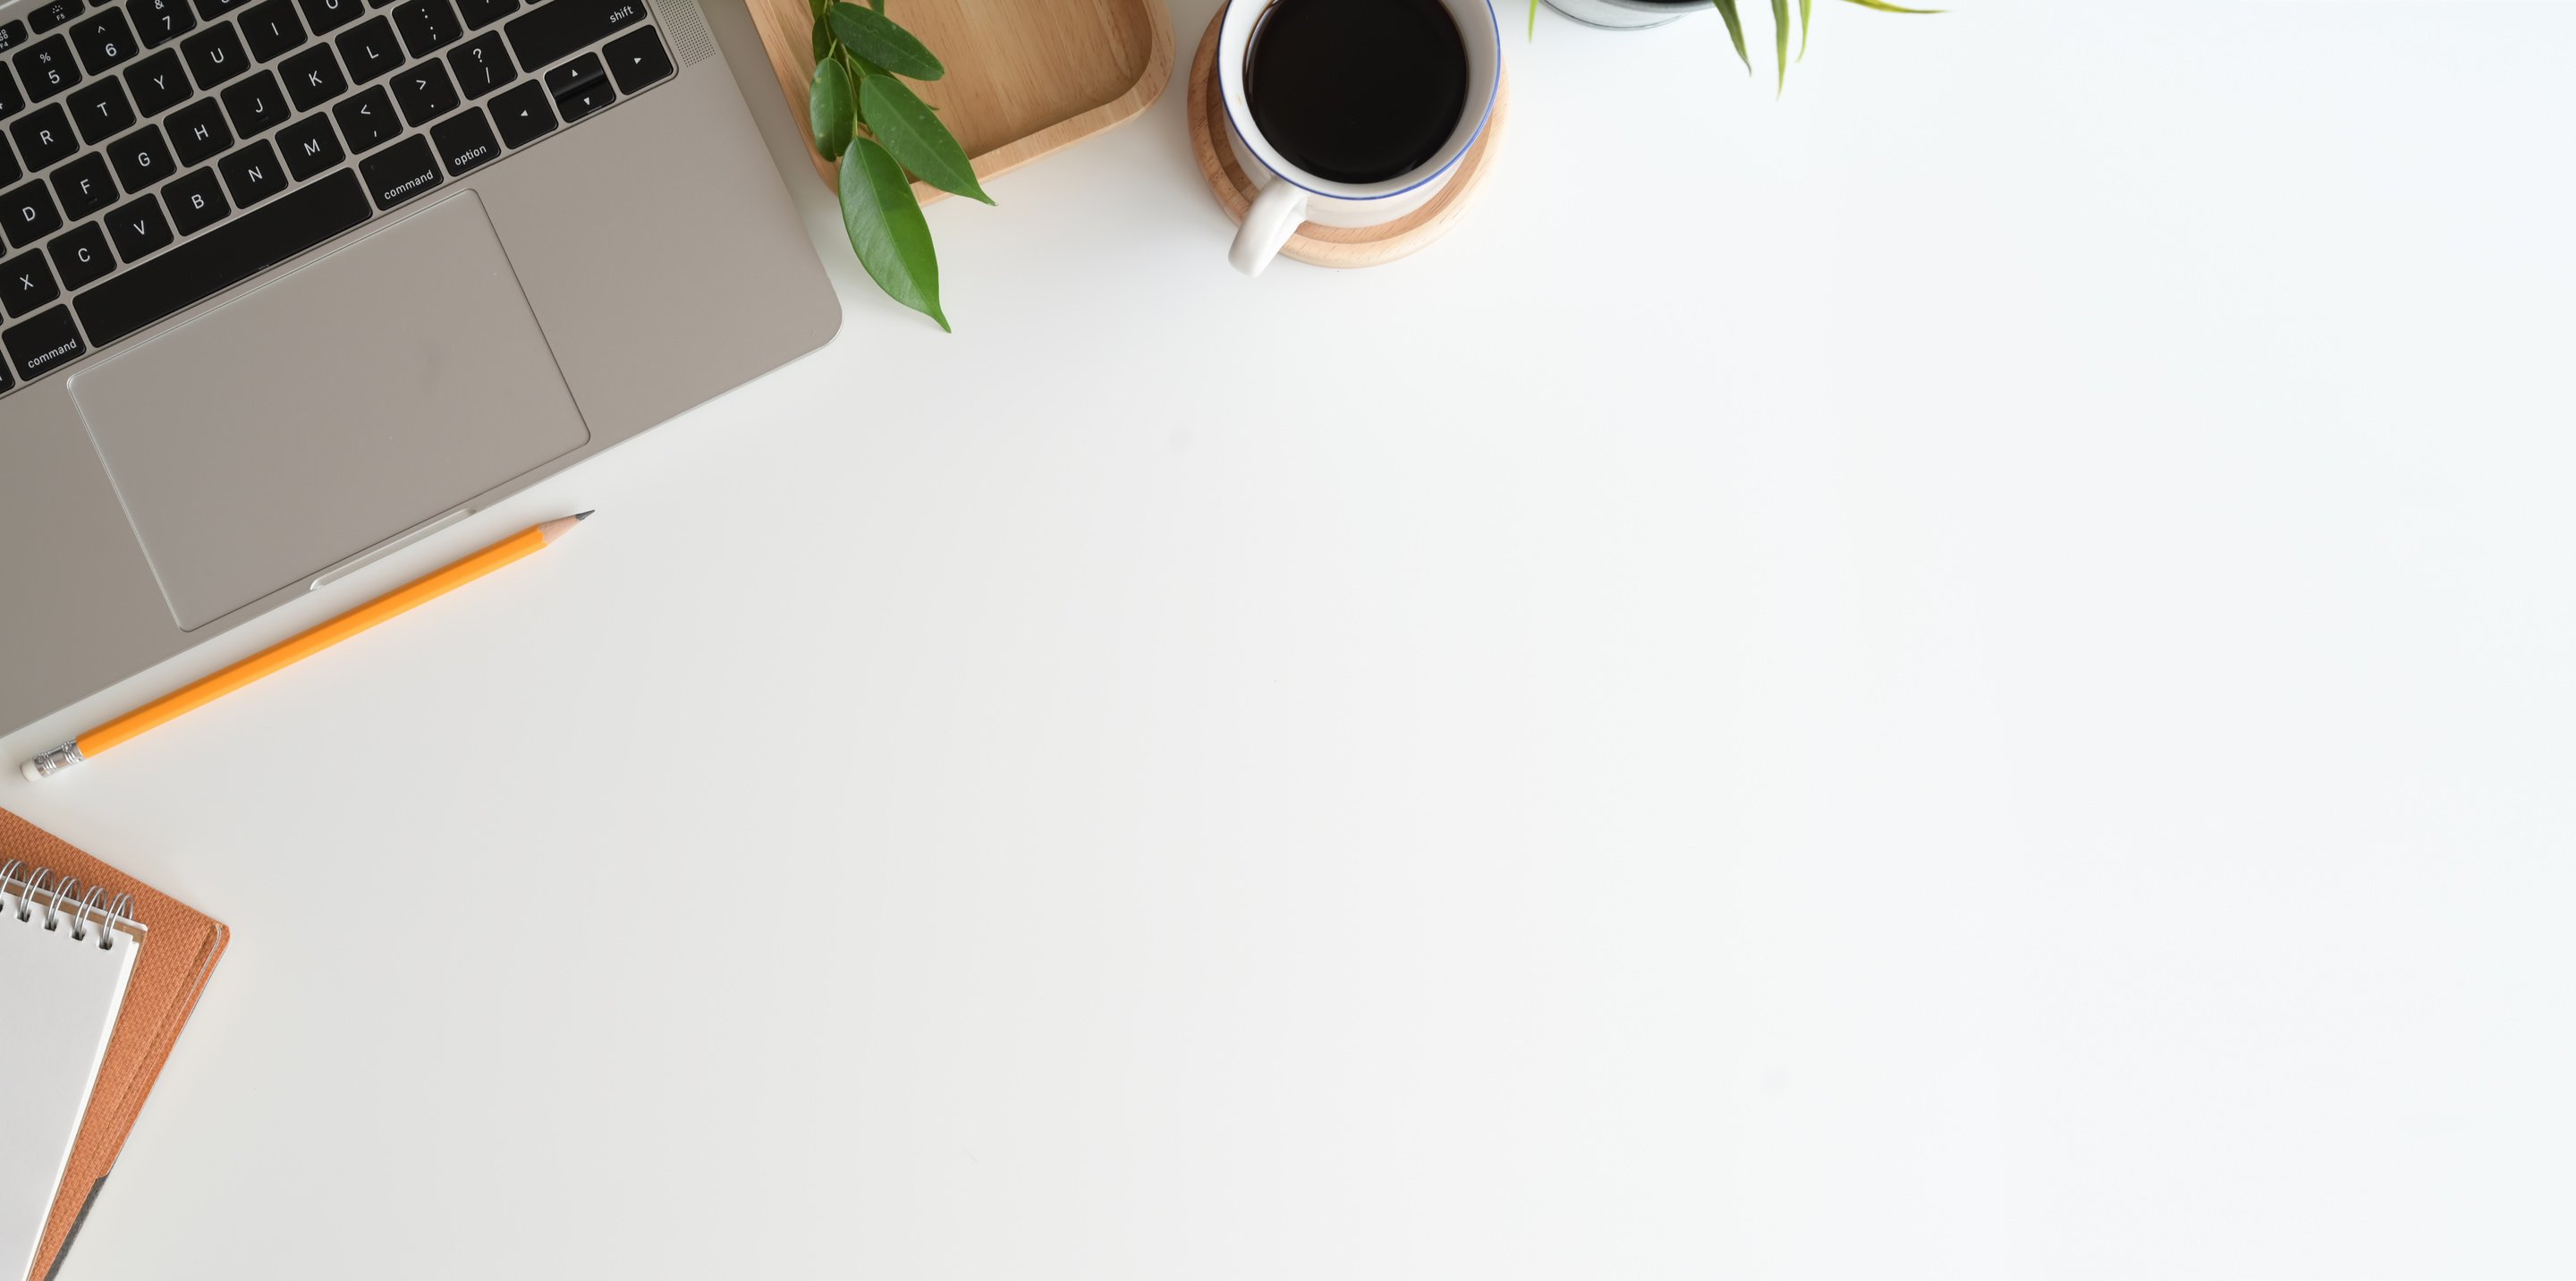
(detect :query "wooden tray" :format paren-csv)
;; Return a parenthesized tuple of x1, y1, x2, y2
(1183, 9, 1507, 269)
(744, 0, 1176, 203)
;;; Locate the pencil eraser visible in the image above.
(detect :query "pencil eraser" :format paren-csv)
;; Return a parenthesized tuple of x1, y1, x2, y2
(21, 759, 42, 783)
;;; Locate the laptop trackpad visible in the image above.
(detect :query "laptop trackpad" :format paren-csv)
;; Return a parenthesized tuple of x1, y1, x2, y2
(69, 191, 591, 632)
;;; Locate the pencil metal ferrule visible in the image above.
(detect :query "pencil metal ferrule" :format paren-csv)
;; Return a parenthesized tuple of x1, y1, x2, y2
(25, 741, 84, 780)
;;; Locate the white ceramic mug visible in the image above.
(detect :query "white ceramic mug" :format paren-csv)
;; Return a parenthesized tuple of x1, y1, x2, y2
(1219, 0, 1502, 276)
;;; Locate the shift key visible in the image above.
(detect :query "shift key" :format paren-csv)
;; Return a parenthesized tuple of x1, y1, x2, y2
(504, 0, 645, 74)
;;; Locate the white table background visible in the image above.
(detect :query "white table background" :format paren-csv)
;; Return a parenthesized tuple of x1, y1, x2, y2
(8, 2, 2574, 1277)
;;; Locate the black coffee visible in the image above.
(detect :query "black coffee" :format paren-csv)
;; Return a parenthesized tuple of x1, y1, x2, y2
(1245, 0, 1470, 185)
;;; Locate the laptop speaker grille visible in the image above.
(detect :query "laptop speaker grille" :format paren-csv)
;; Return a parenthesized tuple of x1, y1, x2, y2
(665, 0, 717, 66)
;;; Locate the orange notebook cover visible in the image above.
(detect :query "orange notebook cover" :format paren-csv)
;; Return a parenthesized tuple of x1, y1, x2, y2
(0, 809, 227, 1281)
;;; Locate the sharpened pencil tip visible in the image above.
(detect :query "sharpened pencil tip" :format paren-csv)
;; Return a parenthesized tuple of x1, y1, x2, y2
(574, 511, 596, 521)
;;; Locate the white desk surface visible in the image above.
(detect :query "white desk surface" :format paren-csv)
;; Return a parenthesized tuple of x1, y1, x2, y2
(8, 2, 2573, 1277)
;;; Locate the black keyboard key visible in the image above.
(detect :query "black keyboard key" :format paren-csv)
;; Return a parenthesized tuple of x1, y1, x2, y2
(279, 41, 339, 109)
(13, 36, 80, 99)
(177, 21, 243, 86)
(103, 121, 170, 188)
(0, 248, 55, 315)
(69, 8, 135, 72)
(102, 189, 167, 258)
(128, 0, 192, 47)
(163, 95, 224, 161)
(542, 49, 604, 121)
(0, 179, 59, 245)
(354, 127, 428, 206)
(426, 101, 488, 173)
(505, 0, 641, 74)
(0, 64, 22, 122)
(8, 102, 76, 168)
(65, 75, 131, 142)
(160, 161, 221, 230)
(391, 0, 455, 56)
(601, 22, 660, 94)
(390, 0, 463, 63)
(215, 135, 282, 203)
(275, 108, 335, 174)
(0, 138, 17, 186)
(326, 79, 391, 147)
(455, 0, 512, 29)
(122, 47, 187, 113)
(80, 167, 365, 344)
(332, 14, 397, 81)
(0, 21, 28, 54)
(388, 57, 451, 123)
(485, 74, 544, 145)
(4, 302, 81, 379)
(192, 0, 252, 19)
(28, 2, 84, 35)
(48, 150, 114, 216)
(242, 0, 304, 60)
(444, 28, 504, 96)
(218, 65, 285, 132)
(47, 220, 113, 288)
(295, 0, 362, 34)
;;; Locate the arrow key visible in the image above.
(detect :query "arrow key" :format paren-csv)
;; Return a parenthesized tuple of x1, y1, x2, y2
(487, 78, 550, 148)
(601, 23, 665, 95)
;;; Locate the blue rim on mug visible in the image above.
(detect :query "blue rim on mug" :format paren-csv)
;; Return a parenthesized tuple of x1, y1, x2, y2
(1217, 0, 1502, 202)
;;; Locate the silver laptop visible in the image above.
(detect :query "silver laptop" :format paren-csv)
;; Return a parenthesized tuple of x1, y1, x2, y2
(0, 0, 837, 736)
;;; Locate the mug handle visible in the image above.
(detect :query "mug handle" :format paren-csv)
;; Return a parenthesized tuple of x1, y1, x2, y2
(1230, 181, 1307, 277)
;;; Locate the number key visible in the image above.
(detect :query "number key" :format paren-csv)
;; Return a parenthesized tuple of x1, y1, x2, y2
(13, 36, 81, 100)
(128, 0, 193, 47)
(69, 8, 134, 72)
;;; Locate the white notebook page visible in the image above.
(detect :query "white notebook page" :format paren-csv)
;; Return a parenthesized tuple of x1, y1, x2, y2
(0, 881, 140, 1281)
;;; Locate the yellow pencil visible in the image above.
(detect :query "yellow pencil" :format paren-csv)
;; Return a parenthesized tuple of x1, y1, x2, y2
(22, 513, 593, 781)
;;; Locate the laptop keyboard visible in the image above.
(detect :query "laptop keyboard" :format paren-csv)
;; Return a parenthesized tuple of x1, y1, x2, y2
(0, 0, 671, 393)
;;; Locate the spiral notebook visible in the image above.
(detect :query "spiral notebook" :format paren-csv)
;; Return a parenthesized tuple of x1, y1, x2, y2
(0, 810, 226, 1281)
(0, 868, 139, 1281)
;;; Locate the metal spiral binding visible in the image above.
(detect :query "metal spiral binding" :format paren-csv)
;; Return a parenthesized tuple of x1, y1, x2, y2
(0, 859, 131, 951)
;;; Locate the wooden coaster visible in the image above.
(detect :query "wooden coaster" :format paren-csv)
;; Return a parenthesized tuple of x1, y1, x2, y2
(1185, 10, 1508, 269)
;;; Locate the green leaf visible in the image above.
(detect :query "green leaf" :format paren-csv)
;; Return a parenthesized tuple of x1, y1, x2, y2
(809, 13, 829, 60)
(1769, 0, 1787, 93)
(1527, 0, 1537, 39)
(1711, 0, 1750, 73)
(1835, 0, 1940, 12)
(826, 4, 944, 80)
(860, 74, 990, 204)
(1797, 0, 1811, 58)
(809, 58, 853, 158)
(839, 137, 947, 330)
(807, 0, 827, 17)
(869, 0, 883, 10)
